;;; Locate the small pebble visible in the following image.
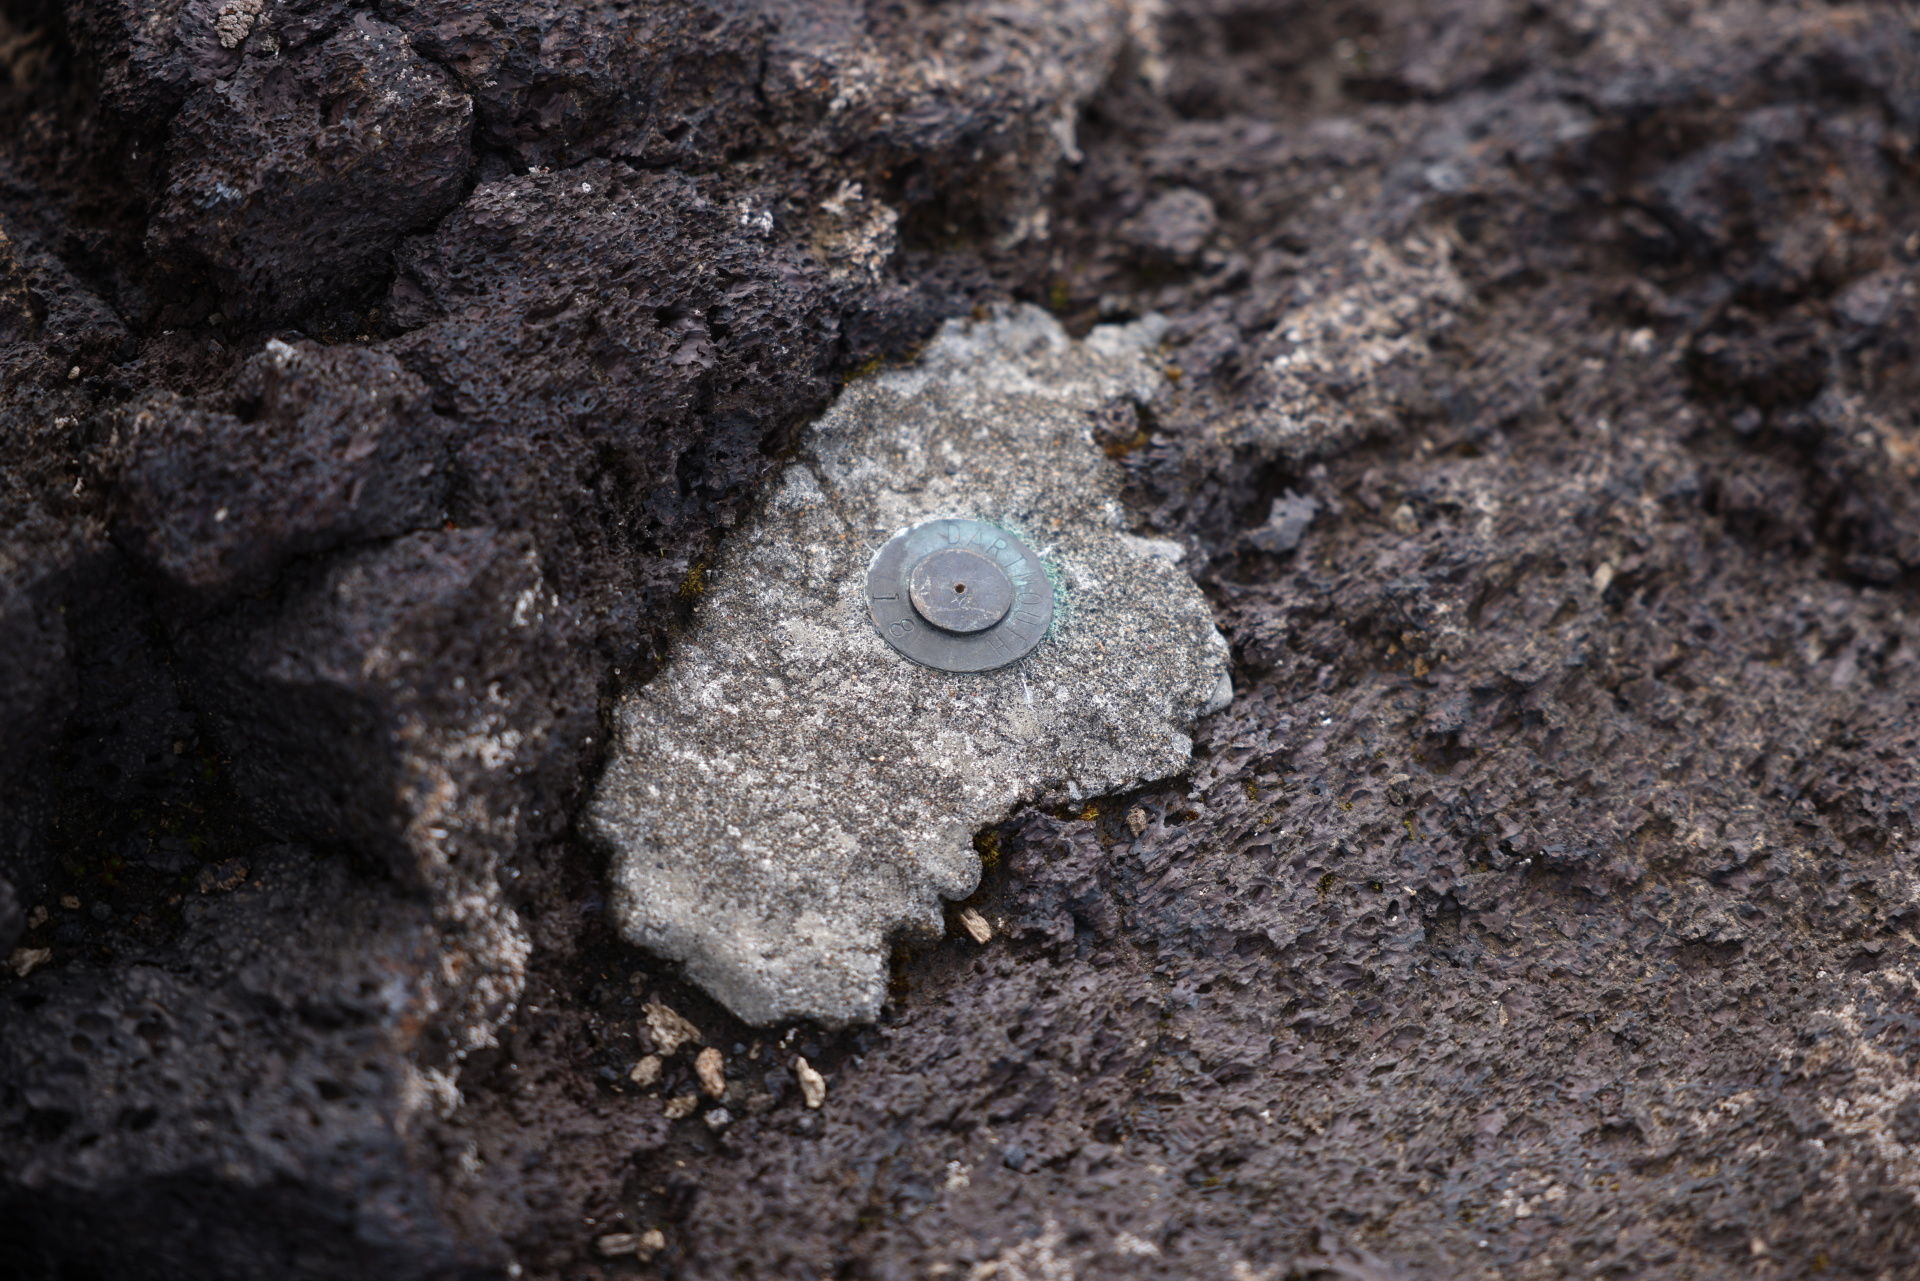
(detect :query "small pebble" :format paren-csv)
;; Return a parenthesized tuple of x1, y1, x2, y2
(703, 1106, 733, 1131)
(59, 895, 80, 911)
(595, 1230, 667, 1261)
(795, 1056, 826, 1109)
(197, 860, 249, 893)
(663, 1094, 699, 1120)
(8, 948, 52, 978)
(957, 908, 992, 944)
(695, 1046, 726, 1099)
(1125, 807, 1148, 837)
(644, 1001, 702, 1055)
(1245, 491, 1319, 554)
(628, 1055, 662, 1088)
(596, 1233, 641, 1258)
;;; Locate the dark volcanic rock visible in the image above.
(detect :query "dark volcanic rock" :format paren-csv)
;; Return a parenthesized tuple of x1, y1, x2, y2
(383, 160, 857, 577)
(189, 527, 581, 887)
(6, 0, 1920, 1278)
(147, 13, 472, 323)
(0, 876, 18, 958)
(64, 0, 248, 120)
(383, 0, 770, 172)
(0, 210, 131, 382)
(113, 339, 453, 604)
(0, 845, 488, 1280)
(384, 0, 1121, 232)
(0, 570, 71, 949)
(1122, 185, 1219, 262)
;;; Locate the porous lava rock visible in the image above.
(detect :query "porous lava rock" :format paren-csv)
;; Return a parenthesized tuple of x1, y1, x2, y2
(63, 0, 248, 120)
(146, 14, 473, 323)
(113, 338, 453, 604)
(1, 0, 1128, 1272)
(3, 0, 1920, 1278)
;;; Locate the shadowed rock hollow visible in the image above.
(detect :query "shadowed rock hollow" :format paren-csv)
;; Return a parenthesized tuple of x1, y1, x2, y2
(2, 1, 1919, 1278)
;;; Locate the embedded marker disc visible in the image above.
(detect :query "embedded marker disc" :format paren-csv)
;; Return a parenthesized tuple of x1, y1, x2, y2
(866, 520, 1053, 672)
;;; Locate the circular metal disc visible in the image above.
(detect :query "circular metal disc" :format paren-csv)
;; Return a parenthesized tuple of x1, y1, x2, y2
(867, 520, 1053, 672)
(907, 547, 1013, 633)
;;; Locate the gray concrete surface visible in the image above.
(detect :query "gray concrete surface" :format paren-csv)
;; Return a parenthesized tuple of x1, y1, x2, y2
(589, 305, 1232, 1025)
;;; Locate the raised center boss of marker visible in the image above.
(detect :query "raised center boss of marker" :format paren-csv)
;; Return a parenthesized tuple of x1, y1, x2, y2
(908, 547, 1013, 633)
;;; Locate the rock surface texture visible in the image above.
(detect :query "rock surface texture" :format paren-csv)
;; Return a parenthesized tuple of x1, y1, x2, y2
(592, 308, 1231, 1026)
(2, 0, 1920, 1278)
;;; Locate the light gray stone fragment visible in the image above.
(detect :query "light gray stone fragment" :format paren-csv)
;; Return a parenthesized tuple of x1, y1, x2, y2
(588, 305, 1233, 1026)
(1247, 490, 1319, 554)
(1122, 187, 1219, 261)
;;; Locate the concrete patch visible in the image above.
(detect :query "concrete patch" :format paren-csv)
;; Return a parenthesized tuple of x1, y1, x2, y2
(589, 305, 1231, 1025)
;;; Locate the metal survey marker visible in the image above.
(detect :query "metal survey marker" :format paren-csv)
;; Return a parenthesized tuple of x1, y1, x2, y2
(866, 519, 1052, 672)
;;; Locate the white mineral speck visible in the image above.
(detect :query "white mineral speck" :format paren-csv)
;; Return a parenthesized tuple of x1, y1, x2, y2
(695, 1047, 726, 1098)
(795, 1056, 827, 1109)
(957, 908, 992, 944)
(595, 1234, 639, 1258)
(644, 1001, 701, 1055)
